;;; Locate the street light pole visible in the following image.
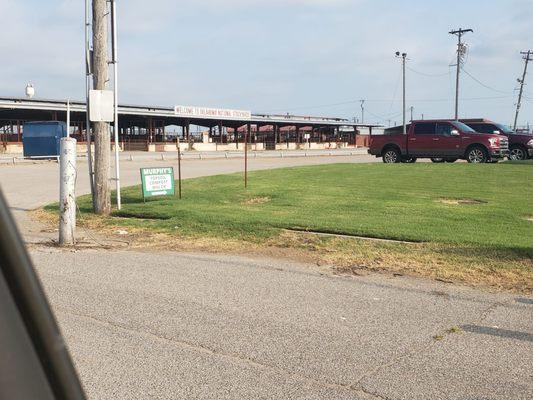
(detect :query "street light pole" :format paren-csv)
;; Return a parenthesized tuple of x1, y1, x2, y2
(396, 51, 407, 135)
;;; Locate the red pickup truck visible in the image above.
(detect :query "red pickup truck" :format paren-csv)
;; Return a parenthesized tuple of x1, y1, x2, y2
(460, 119, 533, 160)
(368, 120, 509, 163)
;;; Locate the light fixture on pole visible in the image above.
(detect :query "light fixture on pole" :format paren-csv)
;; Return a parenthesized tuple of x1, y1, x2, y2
(25, 83, 35, 99)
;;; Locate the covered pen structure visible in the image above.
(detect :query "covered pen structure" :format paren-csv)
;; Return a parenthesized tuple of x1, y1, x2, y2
(0, 97, 377, 153)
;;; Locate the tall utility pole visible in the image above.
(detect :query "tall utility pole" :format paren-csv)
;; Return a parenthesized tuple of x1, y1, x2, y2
(449, 28, 473, 120)
(360, 100, 365, 123)
(513, 50, 532, 131)
(396, 51, 407, 135)
(92, 0, 111, 214)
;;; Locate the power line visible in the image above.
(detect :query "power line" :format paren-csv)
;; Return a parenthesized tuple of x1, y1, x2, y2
(388, 67, 402, 113)
(406, 66, 450, 77)
(365, 109, 403, 122)
(263, 94, 513, 114)
(264, 99, 361, 113)
(461, 67, 510, 94)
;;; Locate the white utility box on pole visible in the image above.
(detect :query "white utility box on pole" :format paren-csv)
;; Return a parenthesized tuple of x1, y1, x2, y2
(89, 89, 114, 122)
(59, 137, 77, 245)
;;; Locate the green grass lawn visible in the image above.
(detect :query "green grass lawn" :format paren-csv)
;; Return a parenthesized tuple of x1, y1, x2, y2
(49, 162, 531, 291)
(82, 162, 532, 253)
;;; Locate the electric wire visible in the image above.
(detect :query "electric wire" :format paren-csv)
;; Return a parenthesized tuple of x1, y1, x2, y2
(406, 66, 451, 77)
(461, 67, 510, 94)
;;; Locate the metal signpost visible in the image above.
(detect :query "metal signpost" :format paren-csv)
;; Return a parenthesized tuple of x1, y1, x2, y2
(140, 167, 175, 201)
(244, 125, 248, 188)
(110, 0, 121, 210)
(177, 138, 182, 199)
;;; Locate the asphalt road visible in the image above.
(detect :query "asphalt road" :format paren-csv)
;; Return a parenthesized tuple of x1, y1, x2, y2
(0, 151, 531, 399)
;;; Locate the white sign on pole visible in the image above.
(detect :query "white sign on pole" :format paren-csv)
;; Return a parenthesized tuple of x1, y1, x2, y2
(89, 90, 114, 122)
(174, 105, 251, 120)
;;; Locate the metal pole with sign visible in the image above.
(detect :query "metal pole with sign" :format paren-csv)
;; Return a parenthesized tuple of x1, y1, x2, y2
(110, 0, 121, 210)
(85, 0, 95, 210)
(177, 137, 182, 199)
(245, 124, 249, 188)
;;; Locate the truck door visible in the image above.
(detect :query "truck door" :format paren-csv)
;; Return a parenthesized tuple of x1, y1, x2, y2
(409, 122, 437, 156)
(435, 122, 461, 157)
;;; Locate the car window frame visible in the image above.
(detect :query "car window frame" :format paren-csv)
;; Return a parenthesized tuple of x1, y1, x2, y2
(413, 122, 436, 135)
(435, 122, 453, 136)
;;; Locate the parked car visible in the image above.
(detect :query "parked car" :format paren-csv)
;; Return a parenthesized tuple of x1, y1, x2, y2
(368, 120, 509, 163)
(460, 119, 533, 160)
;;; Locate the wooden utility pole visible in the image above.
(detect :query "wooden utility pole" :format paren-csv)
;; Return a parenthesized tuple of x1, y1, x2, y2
(92, 0, 111, 214)
(513, 50, 532, 131)
(449, 28, 473, 120)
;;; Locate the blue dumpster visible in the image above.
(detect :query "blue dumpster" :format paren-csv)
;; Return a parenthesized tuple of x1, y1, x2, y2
(22, 121, 67, 158)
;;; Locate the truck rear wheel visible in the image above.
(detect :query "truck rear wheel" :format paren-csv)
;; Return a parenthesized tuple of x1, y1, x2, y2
(382, 148, 401, 163)
(466, 146, 488, 163)
(509, 145, 528, 161)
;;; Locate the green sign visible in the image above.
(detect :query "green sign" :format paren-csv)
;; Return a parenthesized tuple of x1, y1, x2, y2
(140, 167, 175, 199)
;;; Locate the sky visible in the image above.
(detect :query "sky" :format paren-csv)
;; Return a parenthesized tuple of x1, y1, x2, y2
(1, 0, 532, 127)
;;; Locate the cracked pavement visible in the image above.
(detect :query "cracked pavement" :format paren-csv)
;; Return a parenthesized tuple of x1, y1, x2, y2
(0, 153, 532, 399)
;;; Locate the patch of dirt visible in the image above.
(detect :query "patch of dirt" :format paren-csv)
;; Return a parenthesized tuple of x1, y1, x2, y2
(525, 216, 533, 222)
(438, 198, 487, 205)
(284, 228, 422, 244)
(242, 196, 271, 205)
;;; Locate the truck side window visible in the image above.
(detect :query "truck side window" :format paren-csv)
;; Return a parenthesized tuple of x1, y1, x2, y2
(469, 124, 493, 133)
(436, 123, 452, 136)
(413, 122, 436, 135)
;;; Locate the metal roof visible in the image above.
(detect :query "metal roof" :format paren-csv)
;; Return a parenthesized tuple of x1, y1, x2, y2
(0, 97, 380, 129)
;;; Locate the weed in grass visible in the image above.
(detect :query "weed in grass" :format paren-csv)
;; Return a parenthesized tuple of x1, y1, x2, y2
(446, 326, 463, 335)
